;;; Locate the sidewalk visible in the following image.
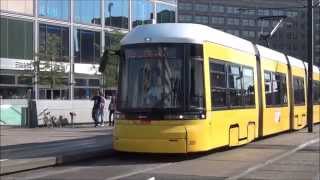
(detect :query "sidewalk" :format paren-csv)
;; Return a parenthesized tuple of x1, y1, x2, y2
(0, 125, 114, 175)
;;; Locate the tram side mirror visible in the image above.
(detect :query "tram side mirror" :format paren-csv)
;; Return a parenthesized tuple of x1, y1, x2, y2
(99, 49, 120, 73)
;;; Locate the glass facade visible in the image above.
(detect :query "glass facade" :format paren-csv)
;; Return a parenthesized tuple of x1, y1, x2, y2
(157, 3, 176, 23)
(39, 0, 69, 20)
(39, 24, 69, 61)
(74, 0, 101, 25)
(74, 29, 101, 64)
(0, 18, 33, 60)
(0, 0, 33, 15)
(132, 0, 153, 28)
(105, 0, 129, 29)
(0, 0, 177, 99)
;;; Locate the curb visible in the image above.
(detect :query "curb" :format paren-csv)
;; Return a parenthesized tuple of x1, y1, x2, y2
(0, 147, 115, 175)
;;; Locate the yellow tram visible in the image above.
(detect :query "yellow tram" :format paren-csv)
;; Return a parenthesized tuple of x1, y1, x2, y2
(113, 23, 320, 153)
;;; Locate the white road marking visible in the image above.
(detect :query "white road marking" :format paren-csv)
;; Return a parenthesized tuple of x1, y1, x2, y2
(0, 159, 8, 162)
(105, 163, 173, 180)
(226, 138, 320, 180)
(147, 177, 155, 180)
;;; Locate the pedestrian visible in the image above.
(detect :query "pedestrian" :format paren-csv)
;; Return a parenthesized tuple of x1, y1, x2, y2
(91, 90, 103, 127)
(108, 96, 116, 126)
(99, 94, 106, 127)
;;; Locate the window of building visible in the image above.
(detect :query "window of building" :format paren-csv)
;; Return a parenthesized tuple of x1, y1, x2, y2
(194, 15, 209, 24)
(242, 9, 256, 16)
(105, 0, 129, 29)
(227, 18, 239, 25)
(0, 18, 33, 60)
(75, 79, 87, 86)
(194, 4, 208, 12)
(226, 7, 239, 14)
(74, 29, 101, 64)
(39, 0, 69, 20)
(0, 0, 33, 15)
(157, 2, 176, 23)
(272, 10, 284, 16)
(89, 79, 100, 86)
(178, 2, 192, 11)
(0, 87, 33, 99)
(242, 19, 249, 26)
(210, 61, 255, 109)
(242, 19, 255, 26)
(293, 76, 305, 105)
(242, 30, 255, 38)
(211, 4, 224, 13)
(258, 9, 270, 16)
(39, 88, 69, 99)
(212, 17, 224, 25)
(287, 11, 298, 17)
(39, 24, 69, 62)
(264, 71, 287, 106)
(257, 20, 270, 27)
(226, 29, 240, 36)
(74, 88, 98, 99)
(0, 75, 15, 84)
(74, 0, 101, 25)
(17, 76, 33, 85)
(179, 15, 192, 22)
(132, 0, 153, 28)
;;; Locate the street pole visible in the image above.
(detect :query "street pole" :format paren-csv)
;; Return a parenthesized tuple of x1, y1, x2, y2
(307, 0, 314, 133)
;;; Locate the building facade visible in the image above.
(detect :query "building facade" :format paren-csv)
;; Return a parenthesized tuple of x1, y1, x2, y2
(177, 0, 320, 66)
(0, 0, 177, 99)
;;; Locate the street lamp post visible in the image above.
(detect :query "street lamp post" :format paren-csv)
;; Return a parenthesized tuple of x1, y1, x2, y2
(307, 0, 314, 133)
(108, 2, 114, 27)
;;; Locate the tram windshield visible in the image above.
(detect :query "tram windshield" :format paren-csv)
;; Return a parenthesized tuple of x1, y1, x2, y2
(118, 44, 205, 113)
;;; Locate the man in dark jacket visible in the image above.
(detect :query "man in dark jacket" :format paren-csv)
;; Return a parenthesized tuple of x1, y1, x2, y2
(91, 90, 103, 127)
(108, 96, 116, 126)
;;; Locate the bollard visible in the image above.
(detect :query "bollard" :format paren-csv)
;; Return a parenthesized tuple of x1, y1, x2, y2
(69, 112, 76, 128)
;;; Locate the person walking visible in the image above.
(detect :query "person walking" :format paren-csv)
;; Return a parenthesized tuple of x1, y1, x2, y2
(91, 90, 103, 127)
(99, 94, 106, 126)
(108, 96, 116, 126)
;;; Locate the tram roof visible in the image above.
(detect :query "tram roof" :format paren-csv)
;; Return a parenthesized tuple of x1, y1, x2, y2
(304, 62, 320, 73)
(256, 45, 287, 65)
(121, 23, 256, 55)
(287, 56, 305, 69)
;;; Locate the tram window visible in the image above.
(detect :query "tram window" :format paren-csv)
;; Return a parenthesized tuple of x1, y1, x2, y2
(243, 67, 255, 106)
(264, 72, 273, 105)
(293, 76, 305, 105)
(277, 73, 287, 105)
(210, 62, 227, 108)
(212, 89, 227, 107)
(228, 65, 242, 106)
(210, 60, 255, 109)
(313, 81, 320, 104)
(190, 59, 205, 109)
(264, 71, 287, 106)
(210, 63, 226, 88)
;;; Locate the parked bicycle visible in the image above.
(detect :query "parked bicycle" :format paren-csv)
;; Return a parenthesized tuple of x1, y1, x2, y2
(38, 108, 69, 128)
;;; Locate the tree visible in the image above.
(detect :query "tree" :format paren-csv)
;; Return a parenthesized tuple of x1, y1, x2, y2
(100, 31, 124, 89)
(35, 33, 68, 99)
